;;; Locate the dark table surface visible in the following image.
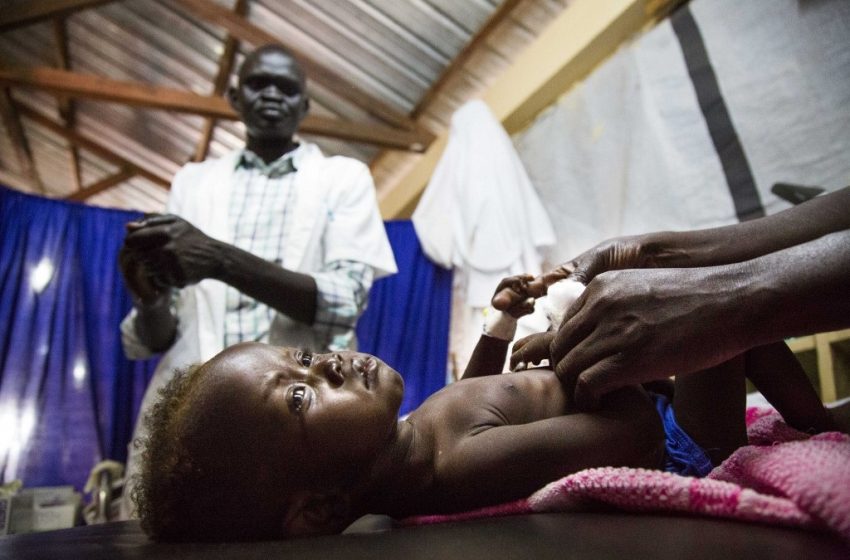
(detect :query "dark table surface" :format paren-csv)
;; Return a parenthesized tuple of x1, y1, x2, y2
(1, 512, 847, 560)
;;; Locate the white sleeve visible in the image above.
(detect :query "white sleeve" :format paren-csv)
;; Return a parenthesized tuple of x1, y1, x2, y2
(323, 160, 397, 279)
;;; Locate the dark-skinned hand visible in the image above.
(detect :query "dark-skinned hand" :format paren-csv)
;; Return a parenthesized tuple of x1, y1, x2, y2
(554, 234, 663, 284)
(119, 214, 171, 303)
(510, 266, 756, 411)
(492, 234, 660, 317)
(122, 214, 223, 288)
(119, 244, 168, 304)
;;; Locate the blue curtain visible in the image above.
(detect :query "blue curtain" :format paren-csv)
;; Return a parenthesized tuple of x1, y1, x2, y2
(1, 189, 451, 491)
(357, 221, 453, 416)
(0, 186, 157, 492)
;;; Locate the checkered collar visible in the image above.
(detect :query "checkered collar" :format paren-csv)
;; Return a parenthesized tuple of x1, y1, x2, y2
(237, 144, 303, 177)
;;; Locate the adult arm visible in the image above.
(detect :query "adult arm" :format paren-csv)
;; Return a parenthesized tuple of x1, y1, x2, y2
(512, 228, 850, 409)
(559, 186, 850, 284)
(124, 214, 318, 325)
(122, 157, 393, 356)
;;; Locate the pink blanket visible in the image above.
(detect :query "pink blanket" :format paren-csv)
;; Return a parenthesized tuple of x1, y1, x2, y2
(406, 409, 850, 543)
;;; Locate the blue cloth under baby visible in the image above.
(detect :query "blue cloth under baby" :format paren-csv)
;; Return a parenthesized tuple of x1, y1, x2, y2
(650, 393, 713, 477)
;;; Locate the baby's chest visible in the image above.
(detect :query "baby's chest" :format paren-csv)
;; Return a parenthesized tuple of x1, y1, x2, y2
(427, 371, 569, 431)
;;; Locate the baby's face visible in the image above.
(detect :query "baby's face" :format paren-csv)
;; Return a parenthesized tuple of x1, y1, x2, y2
(198, 342, 405, 485)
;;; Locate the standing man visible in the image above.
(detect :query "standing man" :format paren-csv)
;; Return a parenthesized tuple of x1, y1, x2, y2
(118, 44, 397, 516)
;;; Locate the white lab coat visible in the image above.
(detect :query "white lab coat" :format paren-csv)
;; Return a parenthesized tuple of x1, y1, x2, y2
(119, 143, 396, 516)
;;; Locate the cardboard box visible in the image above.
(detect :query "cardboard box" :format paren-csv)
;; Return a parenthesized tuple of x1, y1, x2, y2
(7, 486, 81, 535)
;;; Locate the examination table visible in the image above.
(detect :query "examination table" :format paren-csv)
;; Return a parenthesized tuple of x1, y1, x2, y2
(1, 512, 847, 560)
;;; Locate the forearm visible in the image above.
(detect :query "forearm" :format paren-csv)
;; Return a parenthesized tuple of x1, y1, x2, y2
(743, 228, 850, 344)
(462, 335, 511, 380)
(643, 186, 850, 268)
(673, 229, 850, 356)
(213, 241, 318, 325)
(462, 308, 519, 380)
(132, 294, 178, 352)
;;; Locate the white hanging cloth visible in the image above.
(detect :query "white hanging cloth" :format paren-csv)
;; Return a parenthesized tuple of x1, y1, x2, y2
(413, 100, 556, 307)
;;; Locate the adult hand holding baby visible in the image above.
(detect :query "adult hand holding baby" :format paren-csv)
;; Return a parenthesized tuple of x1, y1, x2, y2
(511, 186, 850, 411)
(489, 235, 655, 314)
(511, 265, 758, 410)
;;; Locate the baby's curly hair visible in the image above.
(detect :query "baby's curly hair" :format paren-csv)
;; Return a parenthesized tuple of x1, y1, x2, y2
(132, 364, 288, 542)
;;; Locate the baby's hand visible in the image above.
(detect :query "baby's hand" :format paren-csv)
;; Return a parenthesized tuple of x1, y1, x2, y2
(491, 274, 542, 319)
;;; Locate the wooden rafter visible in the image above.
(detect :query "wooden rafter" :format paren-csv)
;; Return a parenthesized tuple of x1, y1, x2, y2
(0, 66, 433, 151)
(52, 16, 83, 193)
(16, 103, 171, 188)
(66, 166, 135, 201)
(0, 0, 118, 32)
(411, 0, 524, 119)
(169, 0, 423, 133)
(0, 168, 39, 192)
(192, 0, 247, 163)
(0, 88, 43, 192)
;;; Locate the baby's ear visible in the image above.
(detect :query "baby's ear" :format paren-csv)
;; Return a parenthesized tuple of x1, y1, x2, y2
(282, 490, 352, 537)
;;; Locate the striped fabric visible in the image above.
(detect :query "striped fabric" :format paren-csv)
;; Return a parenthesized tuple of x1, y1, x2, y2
(223, 147, 373, 351)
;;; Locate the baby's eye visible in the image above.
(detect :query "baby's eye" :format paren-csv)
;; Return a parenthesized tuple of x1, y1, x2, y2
(297, 350, 313, 367)
(290, 386, 306, 412)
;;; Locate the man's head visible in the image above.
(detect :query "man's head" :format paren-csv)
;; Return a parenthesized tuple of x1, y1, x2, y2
(135, 343, 405, 541)
(228, 45, 309, 144)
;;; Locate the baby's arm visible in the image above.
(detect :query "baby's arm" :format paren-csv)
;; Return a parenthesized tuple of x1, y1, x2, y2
(436, 386, 663, 511)
(461, 275, 536, 380)
(462, 275, 588, 379)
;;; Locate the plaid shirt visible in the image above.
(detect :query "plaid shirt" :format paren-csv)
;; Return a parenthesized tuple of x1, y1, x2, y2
(224, 147, 374, 351)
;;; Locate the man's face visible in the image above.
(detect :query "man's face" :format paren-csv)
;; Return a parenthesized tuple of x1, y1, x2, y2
(196, 343, 404, 488)
(231, 49, 309, 141)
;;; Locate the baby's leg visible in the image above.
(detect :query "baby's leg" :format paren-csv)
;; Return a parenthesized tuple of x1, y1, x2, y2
(672, 355, 748, 466)
(673, 341, 838, 468)
(744, 341, 836, 433)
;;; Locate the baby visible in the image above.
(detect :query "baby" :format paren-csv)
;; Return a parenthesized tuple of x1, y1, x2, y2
(134, 275, 836, 542)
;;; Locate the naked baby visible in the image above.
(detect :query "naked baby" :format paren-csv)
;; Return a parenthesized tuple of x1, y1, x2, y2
(134, 277, 836, 542)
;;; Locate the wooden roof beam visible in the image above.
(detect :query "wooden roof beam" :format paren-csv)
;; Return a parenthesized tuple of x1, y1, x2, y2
(192, 0, 247, 163)
(52, 16, 83, 193)
(0, 66, 432, 151)
(411, 0, 523, 119)
(169, 0, 426, 135)
(0, 167, 40, 192)
(0, 88, 43, 193)
(16, 103, 171, 188)
(0, 0, 118, 32)
(66, 167, 135, 201)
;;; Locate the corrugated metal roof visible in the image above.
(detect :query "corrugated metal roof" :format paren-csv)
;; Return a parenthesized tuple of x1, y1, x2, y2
(0, 0, 570, 213)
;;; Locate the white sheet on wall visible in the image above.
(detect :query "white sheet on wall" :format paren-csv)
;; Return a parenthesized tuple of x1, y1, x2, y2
(413, 100, 555, 308)
(692, 0, 850, 215)
(515, 19, 735, 264)
(514, 0, 850, 265)
(413, 100, 556, 378)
